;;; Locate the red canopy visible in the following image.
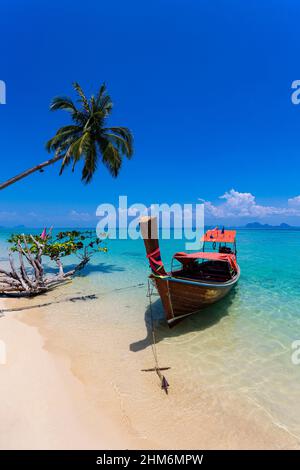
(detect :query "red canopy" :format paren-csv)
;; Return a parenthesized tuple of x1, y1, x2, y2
(173, 251, 238, 272)
(201, 229, 236, 243)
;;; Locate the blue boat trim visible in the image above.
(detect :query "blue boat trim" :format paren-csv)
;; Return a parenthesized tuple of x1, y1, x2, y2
(153, 268, 240, 289)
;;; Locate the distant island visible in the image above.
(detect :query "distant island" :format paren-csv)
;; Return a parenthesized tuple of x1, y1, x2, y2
(245, 222, 295, 229)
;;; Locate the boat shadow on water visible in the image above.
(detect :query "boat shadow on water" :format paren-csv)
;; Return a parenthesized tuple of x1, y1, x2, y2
(130, 288, 237, 352)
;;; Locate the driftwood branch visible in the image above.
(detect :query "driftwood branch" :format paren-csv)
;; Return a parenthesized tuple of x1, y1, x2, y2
(0, 228, 101, 298)
(0, 244, 89, 297)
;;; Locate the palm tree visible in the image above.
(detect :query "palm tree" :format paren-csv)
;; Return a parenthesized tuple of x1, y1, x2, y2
(0, 82, 133, 190)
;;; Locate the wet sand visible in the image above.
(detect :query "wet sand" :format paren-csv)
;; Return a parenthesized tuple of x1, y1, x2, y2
(0, 294, 299, 450)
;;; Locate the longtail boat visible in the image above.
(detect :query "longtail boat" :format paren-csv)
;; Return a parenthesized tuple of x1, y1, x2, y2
(140, 216, 240, 326)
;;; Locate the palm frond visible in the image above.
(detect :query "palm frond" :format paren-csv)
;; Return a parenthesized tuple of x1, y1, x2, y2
(104, 127, 133, 157)
(78, 132, 91, 156)
(59, 136, 84, 175)
(96, 83, 106, 106)
(81, 137, 97, 183)
(96, 92, 113, 116)
(104, 133, 132, 158)
(46, 125, 82, 152)
(73, 82, 90, 113)
(99, 140, 122, 178)
(50, 96, 78, 114)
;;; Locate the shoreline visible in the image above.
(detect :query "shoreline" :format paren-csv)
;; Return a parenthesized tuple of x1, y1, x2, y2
(1, 295, 300, 450)
(0, 298, 148, 450)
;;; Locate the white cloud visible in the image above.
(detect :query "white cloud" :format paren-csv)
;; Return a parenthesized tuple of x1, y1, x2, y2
(204, 189, 300, 219)
(288, 195, 300, 208)
(69, 210, 94, 222)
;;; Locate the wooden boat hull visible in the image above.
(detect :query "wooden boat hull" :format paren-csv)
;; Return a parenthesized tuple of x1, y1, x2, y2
(152, 270, 240, 325)
(140, 215, 240, 326)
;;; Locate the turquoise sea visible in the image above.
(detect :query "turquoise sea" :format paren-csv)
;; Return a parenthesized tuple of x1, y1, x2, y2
(1, 227, 300, 444)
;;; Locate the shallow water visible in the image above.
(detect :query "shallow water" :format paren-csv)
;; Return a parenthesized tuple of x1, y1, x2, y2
(1, 227, 300, 443)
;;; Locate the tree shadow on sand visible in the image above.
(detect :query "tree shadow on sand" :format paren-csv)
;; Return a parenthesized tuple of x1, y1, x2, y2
(44, 262, 125, 276)
(130, 288, 238, 353)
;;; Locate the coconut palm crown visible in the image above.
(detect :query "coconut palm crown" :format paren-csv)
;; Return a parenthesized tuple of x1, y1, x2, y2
(46, 82, 133, 183)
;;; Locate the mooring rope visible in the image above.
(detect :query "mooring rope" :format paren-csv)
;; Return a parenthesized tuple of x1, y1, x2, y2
(147, 279, 159, 368)
(144, 278, 170, 394)
(0, 282, 146, 313)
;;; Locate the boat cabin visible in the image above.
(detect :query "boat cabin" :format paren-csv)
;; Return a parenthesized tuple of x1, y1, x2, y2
(202, 227, 237, 255)
(171, 228, 238, 283)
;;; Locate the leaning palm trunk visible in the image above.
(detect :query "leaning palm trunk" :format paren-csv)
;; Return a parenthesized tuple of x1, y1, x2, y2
(0, 82, 133, 191)
(0, 154, 63, 191)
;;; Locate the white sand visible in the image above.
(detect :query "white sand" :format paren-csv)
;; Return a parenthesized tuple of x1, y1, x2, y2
(0, 296, 299, 450)
(0, 303, 144, 449)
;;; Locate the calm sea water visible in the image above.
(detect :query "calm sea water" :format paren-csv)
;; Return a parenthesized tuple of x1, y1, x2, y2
(1, 227, 300, 440)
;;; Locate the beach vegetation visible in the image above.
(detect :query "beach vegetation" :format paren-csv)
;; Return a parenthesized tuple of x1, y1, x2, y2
(0, 229, 106, 296)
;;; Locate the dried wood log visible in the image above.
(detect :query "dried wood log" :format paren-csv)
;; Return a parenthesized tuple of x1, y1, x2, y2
(0, 230, 101, 297)
(0, 250, 88, 297)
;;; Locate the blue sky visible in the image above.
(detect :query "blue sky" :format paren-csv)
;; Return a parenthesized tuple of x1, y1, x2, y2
(1, 0, 300, 227)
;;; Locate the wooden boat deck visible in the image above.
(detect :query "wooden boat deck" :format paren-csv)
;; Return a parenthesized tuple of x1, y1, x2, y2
(172, 260, 233, 283)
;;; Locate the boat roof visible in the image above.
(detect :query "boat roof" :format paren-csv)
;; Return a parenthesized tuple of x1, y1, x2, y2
(201, 228, 236, 243)
(173, 251, 235, 264)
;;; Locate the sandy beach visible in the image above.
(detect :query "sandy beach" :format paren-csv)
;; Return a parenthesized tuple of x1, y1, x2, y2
(0, 299, 147, 450)
(1, 292, 299, 450)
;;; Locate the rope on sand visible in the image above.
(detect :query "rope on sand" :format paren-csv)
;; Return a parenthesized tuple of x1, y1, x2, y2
(141, 279, 170, 394)
(0, 294, 98, 313)
(0, 282, 146, 314)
